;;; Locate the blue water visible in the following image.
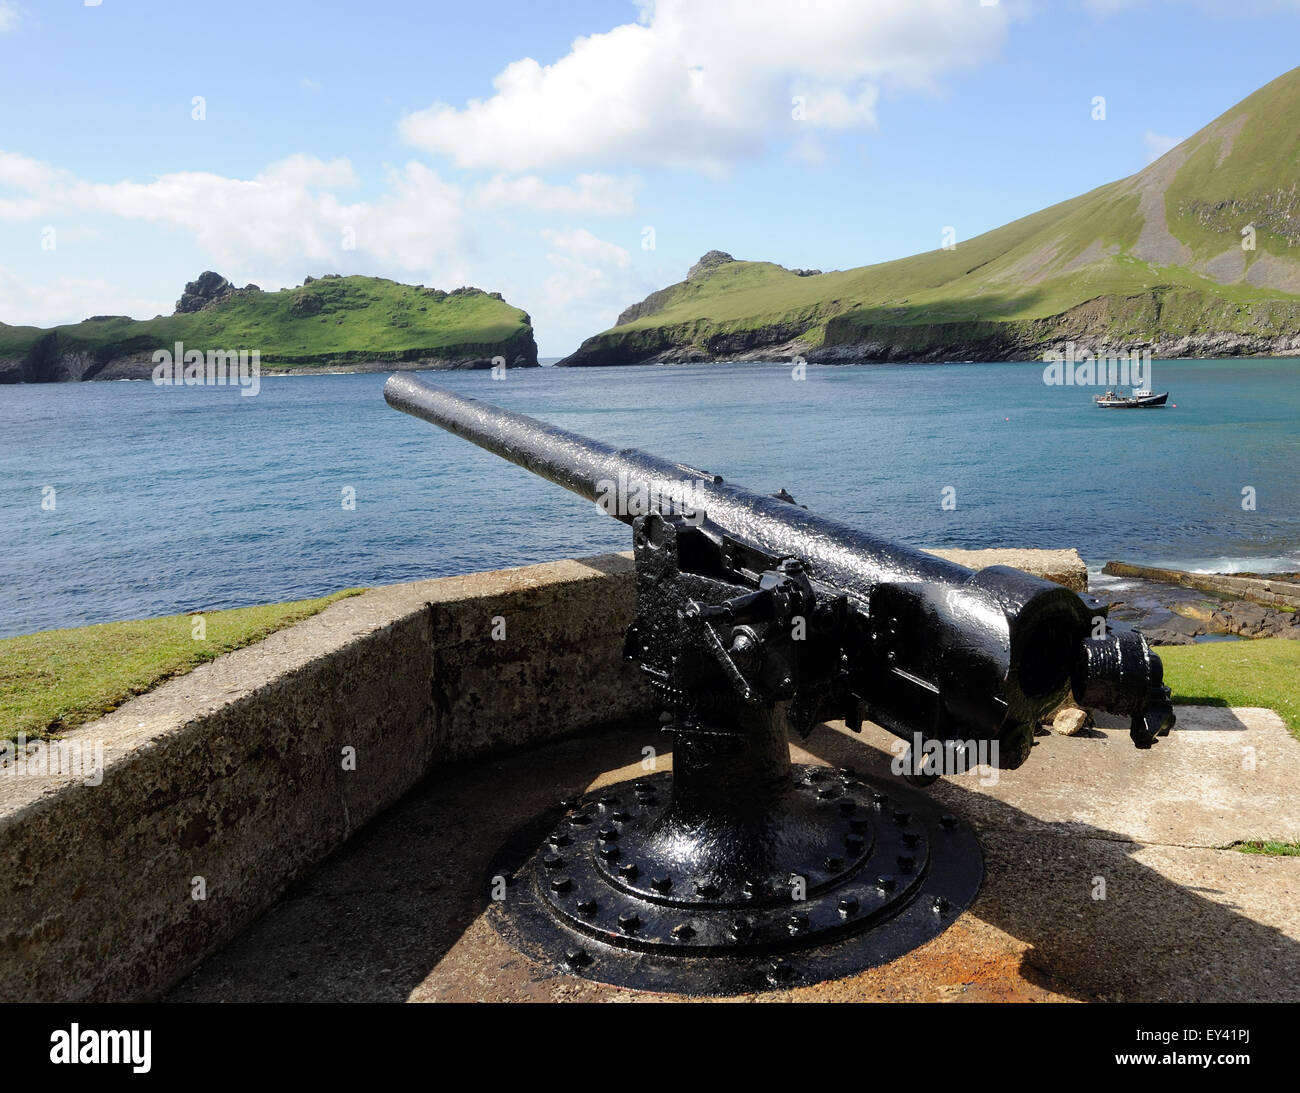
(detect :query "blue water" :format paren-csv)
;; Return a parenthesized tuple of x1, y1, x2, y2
(1, 359, 1297, 638)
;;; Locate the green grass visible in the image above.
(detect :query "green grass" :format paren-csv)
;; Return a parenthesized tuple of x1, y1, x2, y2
(1159, 637, 1300, 739)
(1164, 67, 1300, 262)
(0, 590, 363, 742)
(1224, 840, 1300, 857)
(0, 275, 534, 369)
(575, 65, 1300, 358)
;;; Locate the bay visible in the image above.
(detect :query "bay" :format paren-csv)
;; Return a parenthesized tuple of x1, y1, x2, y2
(1, 358, 1296, 639)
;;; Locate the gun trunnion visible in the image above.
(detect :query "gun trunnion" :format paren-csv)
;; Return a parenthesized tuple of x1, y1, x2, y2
(385, 373, 1175, 994)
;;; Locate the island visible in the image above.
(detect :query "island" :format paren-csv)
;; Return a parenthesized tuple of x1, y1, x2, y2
(0, 272, 538, 383)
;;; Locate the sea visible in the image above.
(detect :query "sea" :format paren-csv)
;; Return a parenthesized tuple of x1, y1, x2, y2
(1, 358, 1296, 639)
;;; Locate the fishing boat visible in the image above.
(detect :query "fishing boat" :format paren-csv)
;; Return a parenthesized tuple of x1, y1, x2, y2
(1094, 387, 1169, 409)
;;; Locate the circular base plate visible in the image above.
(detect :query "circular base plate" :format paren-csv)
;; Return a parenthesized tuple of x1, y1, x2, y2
(487, 766, 983, 996)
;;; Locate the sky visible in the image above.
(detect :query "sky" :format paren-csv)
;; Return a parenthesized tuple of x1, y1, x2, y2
(2, 0, 1299, 356)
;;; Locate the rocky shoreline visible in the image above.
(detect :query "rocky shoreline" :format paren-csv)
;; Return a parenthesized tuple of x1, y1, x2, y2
(0, 326, 539, 384)
(558, 293, 1300, 368)
(0, 348, 537, 384)
(1097, 562, 1300, 645)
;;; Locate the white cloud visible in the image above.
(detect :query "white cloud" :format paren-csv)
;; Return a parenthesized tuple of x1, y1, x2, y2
(0, 151, 62, 192)
(256, 153, 358, 189)
(0, 265, 169, 328)
(399, 0, 1009, 173)
(544, 227, 631, 271)
(472, 173, 638, 216)
(0, 151, 470, 283)
(1143, 130, 1184, 163)
(539, 228, 653, 345)
(0, 2, 22, 33)
(0, 151, 644, 349)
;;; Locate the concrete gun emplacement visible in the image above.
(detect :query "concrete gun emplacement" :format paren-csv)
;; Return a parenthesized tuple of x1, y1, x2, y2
(385, 373, 1175, 993)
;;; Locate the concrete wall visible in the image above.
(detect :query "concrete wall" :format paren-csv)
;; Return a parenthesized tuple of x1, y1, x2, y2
(0, 547, 1085, 1002)
(0, 553, 639, 1002)
(924, 548, 1087, 593)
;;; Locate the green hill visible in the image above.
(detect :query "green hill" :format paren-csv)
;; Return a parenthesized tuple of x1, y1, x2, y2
(0, 272, 538, 383)
(560, 67, 1300, 366)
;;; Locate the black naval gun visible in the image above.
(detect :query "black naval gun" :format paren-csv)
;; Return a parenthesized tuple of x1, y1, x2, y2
(385, 373, 1174, 994)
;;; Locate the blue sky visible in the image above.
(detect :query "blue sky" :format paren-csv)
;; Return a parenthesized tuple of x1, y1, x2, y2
(2, 0, 1299, 354)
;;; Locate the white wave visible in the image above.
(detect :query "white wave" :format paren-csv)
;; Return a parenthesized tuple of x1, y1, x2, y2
(1183, 554, 1300, 575)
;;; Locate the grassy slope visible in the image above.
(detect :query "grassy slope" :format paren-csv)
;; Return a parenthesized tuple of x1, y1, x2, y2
(0, 275, 534, 368)
(581, 66, 1300, 355)
(0, 590, 362, 741)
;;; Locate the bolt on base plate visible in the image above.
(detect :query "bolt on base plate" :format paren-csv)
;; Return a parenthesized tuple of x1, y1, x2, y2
(488, 766, 983, 996)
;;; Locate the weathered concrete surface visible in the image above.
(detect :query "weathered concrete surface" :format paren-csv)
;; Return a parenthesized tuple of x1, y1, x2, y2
(888, 705, 1300, 848)
(0, 553, 639, 1002)
(0, 544, 1178, 1002)
(168, 706, 1300, 1004)
(926, 547, 1087, 592)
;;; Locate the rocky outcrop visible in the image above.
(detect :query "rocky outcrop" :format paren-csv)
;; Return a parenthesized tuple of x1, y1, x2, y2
(175, 271, 235, 313)
(1122, 599, 1300, 645)
(1101, 560, 1300, 645)
(687, 250, 735, 280)
(1209, 601, 1300, 639)
(289, 292, 324, 317)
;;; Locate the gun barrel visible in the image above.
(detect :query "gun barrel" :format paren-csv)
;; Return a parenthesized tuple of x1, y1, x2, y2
(385, 373, 975, 595)
(385, 373, 1173, 750)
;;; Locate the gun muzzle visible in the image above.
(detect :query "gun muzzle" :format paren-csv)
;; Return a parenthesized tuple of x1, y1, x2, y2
(1074, 625, 1176, 747)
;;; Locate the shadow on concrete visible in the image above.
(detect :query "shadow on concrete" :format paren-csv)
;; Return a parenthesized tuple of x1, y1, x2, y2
(166, 716, 1299, 1003)
(570, 551, 633, 578)
(166, 715, 660, 1003)
(1094, 706, 1252, 733)
(797, 724, 1300, 1003)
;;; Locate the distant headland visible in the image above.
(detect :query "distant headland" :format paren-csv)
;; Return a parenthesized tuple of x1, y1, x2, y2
(0, 272, 538, 384)
(559, 68, 1300, 367)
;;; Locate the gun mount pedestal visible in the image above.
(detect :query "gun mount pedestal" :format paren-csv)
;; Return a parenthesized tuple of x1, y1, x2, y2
(489, 738, 983, 995)
(488, 514, 983, 995)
